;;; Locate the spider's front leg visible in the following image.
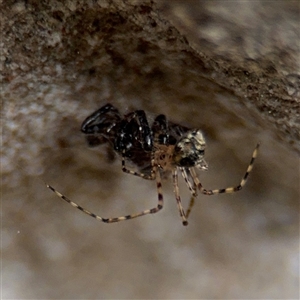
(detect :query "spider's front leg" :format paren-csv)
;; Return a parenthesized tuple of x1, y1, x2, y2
(173, 168, 189, 226)
(191, 143, 260, 195)
(180, 168, 198, 219)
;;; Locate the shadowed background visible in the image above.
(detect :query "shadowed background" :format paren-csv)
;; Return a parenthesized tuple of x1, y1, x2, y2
(2, 0, 299, 299)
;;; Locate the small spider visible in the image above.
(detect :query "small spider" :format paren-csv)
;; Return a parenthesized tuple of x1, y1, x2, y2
(47, 103, 260, 226)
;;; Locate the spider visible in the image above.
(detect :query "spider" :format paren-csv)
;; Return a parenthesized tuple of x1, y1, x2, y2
(47, 103, 260, 226)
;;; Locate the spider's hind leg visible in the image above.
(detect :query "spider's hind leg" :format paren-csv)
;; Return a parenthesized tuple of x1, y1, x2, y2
(46, 165, 163, 223)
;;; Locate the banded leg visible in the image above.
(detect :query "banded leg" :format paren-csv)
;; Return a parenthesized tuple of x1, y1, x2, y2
(180, 168, 197, 219)
(180, 168, 197, 196)
(186, 194, 196, 219)
(121, 150, 155, 180)
(173, 168, 188, 226)
(46, 166, 164, 223)
(190, 143, 260, 195)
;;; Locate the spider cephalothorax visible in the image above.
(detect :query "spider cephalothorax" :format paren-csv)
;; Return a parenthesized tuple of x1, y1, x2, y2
(173, 130, 208, 170)
(47, 103, 259, 226)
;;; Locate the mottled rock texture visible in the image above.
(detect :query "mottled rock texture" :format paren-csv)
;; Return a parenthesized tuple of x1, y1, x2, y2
(2, 0, 299, 299)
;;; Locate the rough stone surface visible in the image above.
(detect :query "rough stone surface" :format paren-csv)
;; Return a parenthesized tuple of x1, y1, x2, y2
(158, 0, 300, 153)
(2, 0, 299, 299)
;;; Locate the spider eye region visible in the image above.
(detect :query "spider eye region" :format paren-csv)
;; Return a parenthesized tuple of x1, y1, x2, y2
(173, 130, 207, 168)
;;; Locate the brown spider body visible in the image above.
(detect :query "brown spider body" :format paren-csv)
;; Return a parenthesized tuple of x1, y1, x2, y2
(47, 104, 260, 226)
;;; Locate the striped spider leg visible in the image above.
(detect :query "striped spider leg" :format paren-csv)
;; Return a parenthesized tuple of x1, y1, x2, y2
(171, 129, 259, 220)
(179, 167, 197, 219)
(151, 114, 191, 225)
(174, 142, 260, 220)
(46, 159, 164, 223)
(189, 142, 260, 196)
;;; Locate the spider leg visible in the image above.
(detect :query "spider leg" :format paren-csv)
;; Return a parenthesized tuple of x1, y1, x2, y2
(180, 168, 197, 219)
(173, 168, 188, 226)
(180, 167, 197, 196)
(186, 194, 196, 219)
(46, 165, 163, 223)
(121, 150, 155, 180)
(190, 143, 260, 195)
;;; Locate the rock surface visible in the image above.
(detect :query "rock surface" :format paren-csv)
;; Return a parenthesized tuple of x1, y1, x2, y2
(2, 1, 299, 298)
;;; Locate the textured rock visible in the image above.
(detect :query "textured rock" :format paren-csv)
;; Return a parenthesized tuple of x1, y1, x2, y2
(2, 1, 299, 299)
